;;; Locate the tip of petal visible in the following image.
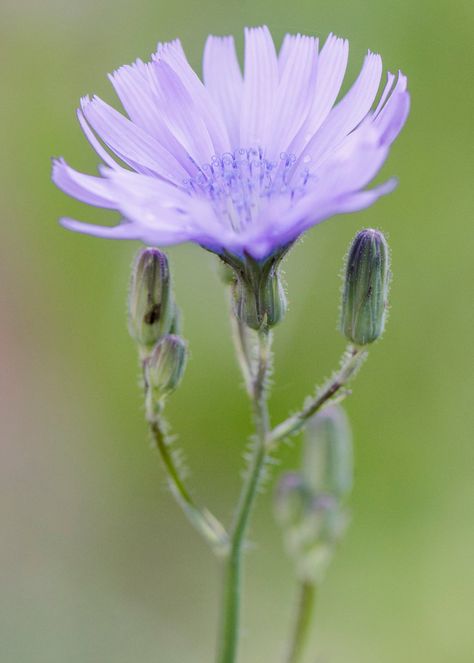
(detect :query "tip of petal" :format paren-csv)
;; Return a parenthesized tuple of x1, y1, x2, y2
(244, 24, 270, 36)
(60, 217, 139, 240)
(366, 49, 382, 62)
(376, 177, 398, 196)
(325, 32, 343, 44)
(396, 70, 408, 91)
(79, 95, 93, 113)
(154, 38, 184, 63)
(51, 156, 65, 180)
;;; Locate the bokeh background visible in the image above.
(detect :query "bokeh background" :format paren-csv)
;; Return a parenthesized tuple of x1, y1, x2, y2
(1, 1, 473, 661)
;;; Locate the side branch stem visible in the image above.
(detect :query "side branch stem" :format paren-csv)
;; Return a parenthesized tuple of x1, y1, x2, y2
(150, 419, 228, 554)
(269, 345, 367, 446)
(284, 581, 317, 663)
(216, 329, 272, 663)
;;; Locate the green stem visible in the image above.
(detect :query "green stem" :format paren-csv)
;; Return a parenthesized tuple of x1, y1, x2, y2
(268, 345, 367, 447)
(216, 329, 272, 663)
(285, 581, 317, 663)
(230, 308, 254, 396)
(150, 419, 228, 554)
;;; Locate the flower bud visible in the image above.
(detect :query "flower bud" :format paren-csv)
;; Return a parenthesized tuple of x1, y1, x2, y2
(128, 248, 175, 350)
(274, 473, 348, 582)
(145, 335, 187, 412)
(340, 228, 390, 345)
(274, 473, 307, 527)
(303, 406, 353, 500)
(233, 271, 287, 330)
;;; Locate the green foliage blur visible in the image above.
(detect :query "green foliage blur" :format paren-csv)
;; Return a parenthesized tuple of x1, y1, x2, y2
(1, 1, 473, 661)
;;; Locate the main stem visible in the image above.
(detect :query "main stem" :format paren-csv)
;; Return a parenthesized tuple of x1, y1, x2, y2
(216, 329, 271, 663)
(284, 581, 317, 663)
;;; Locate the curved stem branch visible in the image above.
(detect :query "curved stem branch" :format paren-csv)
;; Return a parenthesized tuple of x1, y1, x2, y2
(269, 345, 367, 447)
(150, 419, 228, 554)
(216, 329, 272, 663)
(284, 581, 317, 663)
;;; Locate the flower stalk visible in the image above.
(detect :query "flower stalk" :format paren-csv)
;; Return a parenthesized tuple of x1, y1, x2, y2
(268, 345, 367, 447)
(149, 417, 228, 554)
(229, 307, 254, 397)
(285, 581, 317, 663)
(216, 328, 272, 663)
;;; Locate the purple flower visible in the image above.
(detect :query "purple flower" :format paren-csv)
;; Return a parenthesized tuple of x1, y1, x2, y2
(52, 26, 409, 261)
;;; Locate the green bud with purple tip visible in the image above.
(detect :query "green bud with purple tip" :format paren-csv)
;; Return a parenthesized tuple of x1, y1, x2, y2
(274, 406, 353, 581)
(274, 472, 348, 582)
(274, 473, 307, 527)
(128, 247, 175, 351)
(341, 228, 390, 346)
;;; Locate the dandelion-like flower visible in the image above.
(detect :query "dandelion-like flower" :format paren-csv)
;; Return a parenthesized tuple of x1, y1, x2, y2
(52, 26, 409, 261)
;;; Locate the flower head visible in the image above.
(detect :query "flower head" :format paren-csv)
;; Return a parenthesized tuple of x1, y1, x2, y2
(53, 26, 409, 261)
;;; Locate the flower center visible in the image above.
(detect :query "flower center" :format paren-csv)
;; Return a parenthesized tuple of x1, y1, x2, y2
(184, 148, 311, 232)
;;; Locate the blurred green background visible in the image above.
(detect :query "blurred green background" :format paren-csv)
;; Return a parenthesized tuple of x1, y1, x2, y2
(1, 0, 473, 661)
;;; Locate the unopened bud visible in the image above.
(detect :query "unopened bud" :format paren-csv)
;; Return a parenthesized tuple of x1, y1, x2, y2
(274, 473, 306, 527)
(274, 473, 348, 582)
(128, 248, 175, 350)
(233, 271, 287, 330)
(145, 335, 187, 414)
(303, 406, 353, 500)
(340, 229, 390, 345)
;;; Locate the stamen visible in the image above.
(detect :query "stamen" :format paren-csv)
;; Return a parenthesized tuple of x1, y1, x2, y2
(183, 148, 312, 232)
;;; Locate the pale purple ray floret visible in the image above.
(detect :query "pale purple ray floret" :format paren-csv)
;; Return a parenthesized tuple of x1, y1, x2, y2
(52, 26, 410, 260)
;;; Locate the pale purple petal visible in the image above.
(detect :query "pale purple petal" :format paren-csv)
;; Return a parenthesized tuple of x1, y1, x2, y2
(102, 169, 233, 244)
(245, 179, 397, 258)
(374, 71, 396, 116)
(298, 51, 383, 170)
(108, 60, 158, 136)
(373, 72, 410, 145)
(308, 124, 390, 198)
(60, 218, 140, 239)
(290, 34, 349, 156)
(294, 179, 398, 237)
(277, 34, 293, 74)
(240, 26, 279, 148)
(108, 61, 197, 175)
(266, 34, 318, 160)
(77, 109, 121, 170)
(155, 39, 231, 154)
(52, 158, 116, 208)
(81, 96, 187, 183)
(203, 36, 243, 149)
(151, 60, 215, 166)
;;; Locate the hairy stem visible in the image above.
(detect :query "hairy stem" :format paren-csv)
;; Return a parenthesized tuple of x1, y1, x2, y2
(230, 311, 254, 396)
(150, 419, 228, 554)
(284, 581, 317, 663)
(216, 329, 272, 663)
(269, 345, 367, 447)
